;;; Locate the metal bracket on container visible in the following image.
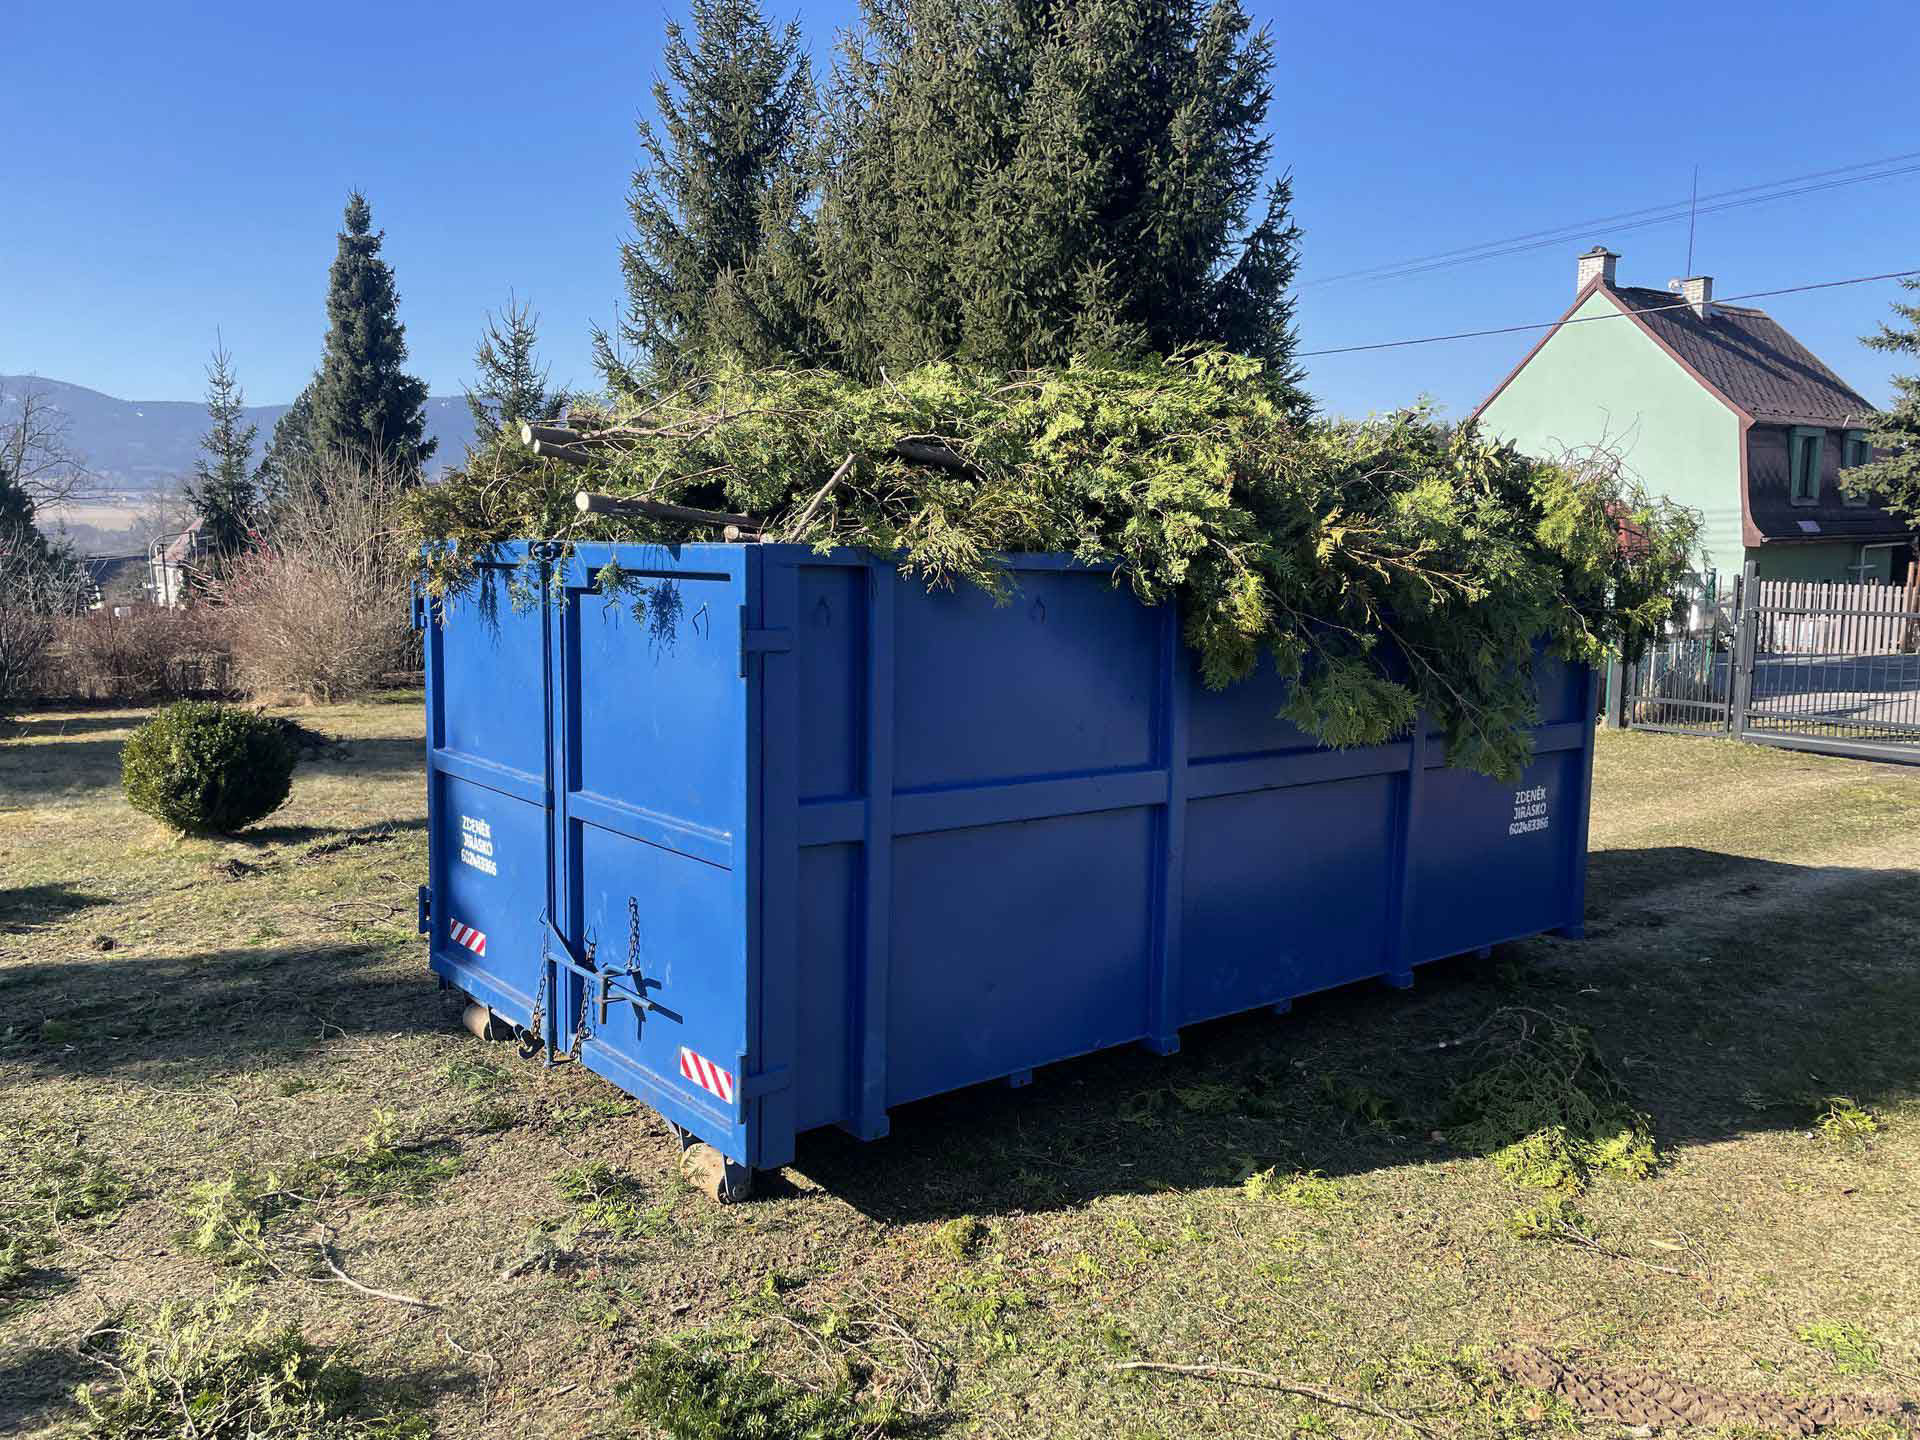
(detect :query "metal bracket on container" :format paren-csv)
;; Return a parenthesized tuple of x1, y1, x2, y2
(409, 583, 430, 631)
(416, 885, 432, 935)
(541, 915, 654, 1026)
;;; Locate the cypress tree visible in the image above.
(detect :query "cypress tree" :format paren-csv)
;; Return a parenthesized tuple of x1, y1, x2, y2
(815, 0, 1305, 405)
(186, 342, 261, 567)
(308, 192, 436, 474)
(1842, 276, 1920, 523)
(467, 295, 567, 444)
(595, 0, 818, 392)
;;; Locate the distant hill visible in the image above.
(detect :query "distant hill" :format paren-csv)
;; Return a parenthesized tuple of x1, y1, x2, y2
(0, 375, 476, 492)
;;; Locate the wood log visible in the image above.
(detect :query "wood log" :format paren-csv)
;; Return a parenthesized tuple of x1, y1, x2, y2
(521, 422, 586, 448)
(575, 490, 760, 533)
(530, 438, 594, 466)
(892, 438, 977, 475)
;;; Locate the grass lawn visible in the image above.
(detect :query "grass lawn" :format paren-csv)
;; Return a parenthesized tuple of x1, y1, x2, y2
(2, 703, 1916, 1439)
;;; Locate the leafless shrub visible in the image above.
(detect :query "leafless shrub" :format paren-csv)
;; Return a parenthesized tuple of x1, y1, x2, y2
(51, 606, 232, 701)
(212, 451, 416, 703)
(0, 535, 89, 715)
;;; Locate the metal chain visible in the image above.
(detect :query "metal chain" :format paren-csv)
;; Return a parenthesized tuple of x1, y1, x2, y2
(627, 897, 641, 972)
(522, 965, 549, 1062)
(567, 969, 591, 1062)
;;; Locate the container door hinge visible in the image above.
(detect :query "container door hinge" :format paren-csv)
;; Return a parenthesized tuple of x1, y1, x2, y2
(417, 886, 432, 935)
(410, 583, 430, 631)
(738, 608, 793, 676)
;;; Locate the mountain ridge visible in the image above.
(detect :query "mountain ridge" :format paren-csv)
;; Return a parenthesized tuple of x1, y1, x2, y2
(1, 374, 476, 491)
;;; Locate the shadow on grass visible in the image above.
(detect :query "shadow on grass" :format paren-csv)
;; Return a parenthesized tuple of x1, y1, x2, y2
(0, 736, 128, 798)
(0, 1338, 96, 1436)
(0, 710, 141, 739)
(243, 815, 428, 847)
(793, 848, 1920, 1223)
(0, 939, 438, 1087)
(0, 882, 111, 934)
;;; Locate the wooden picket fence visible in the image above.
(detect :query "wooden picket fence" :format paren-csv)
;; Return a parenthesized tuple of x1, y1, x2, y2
(1749, 576, 1920, 656)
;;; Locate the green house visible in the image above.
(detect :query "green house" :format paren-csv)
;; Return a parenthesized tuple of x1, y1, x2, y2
(1475, 247, 1915, 587)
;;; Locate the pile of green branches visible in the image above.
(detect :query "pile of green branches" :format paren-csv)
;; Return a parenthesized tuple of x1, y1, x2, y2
(403, 351, 1696, 780)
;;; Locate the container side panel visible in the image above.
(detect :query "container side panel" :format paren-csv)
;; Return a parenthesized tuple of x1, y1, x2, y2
(887, 808, 1154, 1105)
(1529, 654, 1586, 726)
(892, 573, 1159, 789)
(796, 566, 866, 803)
(1409, 748, 1581, 957)
(439, 573, 549, 781)
(794, 843, 857, 1131)
(1178, 775, 1398, 1024)
(1187, 657, 1318, 762)
(427, 565, 551, 1022)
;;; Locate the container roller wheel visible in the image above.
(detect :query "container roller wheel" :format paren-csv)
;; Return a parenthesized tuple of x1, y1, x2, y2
(677, 1141, 754, 1204)
(461, 999, 513, 1041)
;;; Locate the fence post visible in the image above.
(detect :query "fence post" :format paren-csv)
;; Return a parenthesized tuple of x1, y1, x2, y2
(1603, 653, 1626, 728)
(1729, 559, 1759, 736)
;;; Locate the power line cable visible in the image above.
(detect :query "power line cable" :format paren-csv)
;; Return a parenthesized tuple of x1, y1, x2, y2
(1342, 162, 1920, 286)
(1306, 150, 1920, 287)
(1297, 268, 1920, 359)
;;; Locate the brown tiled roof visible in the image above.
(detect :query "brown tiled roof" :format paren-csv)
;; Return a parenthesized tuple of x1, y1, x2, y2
(1610, 287, 1875, 426)
(160, 517, 204, 565)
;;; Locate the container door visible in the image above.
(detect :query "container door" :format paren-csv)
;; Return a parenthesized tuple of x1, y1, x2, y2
(425, 552, 556, 1029)
(548, 545, 759, 1165)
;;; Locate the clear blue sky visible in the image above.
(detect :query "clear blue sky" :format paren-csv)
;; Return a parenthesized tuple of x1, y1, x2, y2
(2, 0, 1915, 418)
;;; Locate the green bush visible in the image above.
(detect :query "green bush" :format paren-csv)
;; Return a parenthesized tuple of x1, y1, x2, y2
(120, 701, 299, 835)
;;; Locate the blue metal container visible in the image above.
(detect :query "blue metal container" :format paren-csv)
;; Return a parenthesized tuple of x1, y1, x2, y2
(421, 542, 1595, 1183)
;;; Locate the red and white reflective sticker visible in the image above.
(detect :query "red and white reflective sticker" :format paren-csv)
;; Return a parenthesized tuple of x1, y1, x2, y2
(447, 919, 487, 957)
(678, 1046, 734, 1104)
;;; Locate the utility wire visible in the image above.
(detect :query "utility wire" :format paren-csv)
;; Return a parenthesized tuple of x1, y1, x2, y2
(1306, 150, 1920, 287)
(1297, 268, 1920, 359)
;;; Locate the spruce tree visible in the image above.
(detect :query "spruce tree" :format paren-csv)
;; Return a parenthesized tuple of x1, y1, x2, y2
(595, 0, 818, 392)
(255, 378, 316, 508)
(186, 342, 261, 567)
(467, 295, 567, 444)
(815, 0, 1305, 405)
(308, 192, 436, 473)
(1842, 275, 1920, 523)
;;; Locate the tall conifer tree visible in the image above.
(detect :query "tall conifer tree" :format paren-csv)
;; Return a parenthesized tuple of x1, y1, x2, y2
(596, 0, 818, 392)
(308, 192, 435, 474)
(186, 342, 260, 567)
(815, 0, 1305, 405)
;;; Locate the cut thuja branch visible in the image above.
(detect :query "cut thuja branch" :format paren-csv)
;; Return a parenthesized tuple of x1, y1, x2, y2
(403, 351, 1699, 782)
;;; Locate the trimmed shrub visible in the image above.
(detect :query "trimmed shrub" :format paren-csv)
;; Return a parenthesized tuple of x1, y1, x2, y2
(121, 701, 298, 835)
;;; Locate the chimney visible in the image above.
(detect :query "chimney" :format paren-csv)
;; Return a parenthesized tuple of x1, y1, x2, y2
(1677, 275, 1713, 318)
(1577, 246, 1619, 292)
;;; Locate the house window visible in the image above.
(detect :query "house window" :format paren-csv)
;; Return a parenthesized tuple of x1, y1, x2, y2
(1789, 427, 1824, 506)
(1841, 429, 1872, 506)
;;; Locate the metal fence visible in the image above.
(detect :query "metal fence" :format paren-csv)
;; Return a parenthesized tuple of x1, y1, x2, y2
(1616, 562, 1920, 765)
